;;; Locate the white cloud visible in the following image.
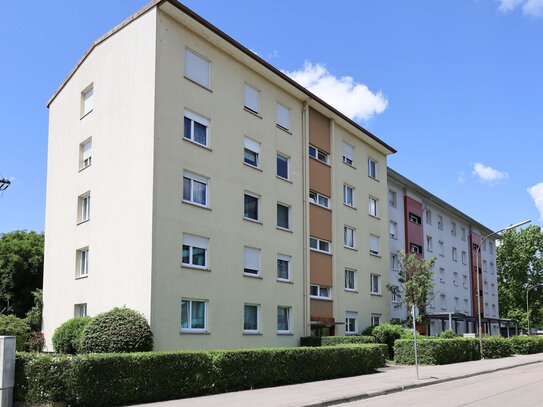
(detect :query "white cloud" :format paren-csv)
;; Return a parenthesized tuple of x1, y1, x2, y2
(528, 183, 543, 221)
(472, 162, 509, 184)
(496, 0, 543, 17)
(457, 172, 466, 184)
(285, 61, 388, 122)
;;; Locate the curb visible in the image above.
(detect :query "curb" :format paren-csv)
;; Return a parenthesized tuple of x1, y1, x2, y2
(302, 358, 543, 407)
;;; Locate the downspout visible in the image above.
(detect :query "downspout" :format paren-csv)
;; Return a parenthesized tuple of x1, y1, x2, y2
(302, 99, 310, 336)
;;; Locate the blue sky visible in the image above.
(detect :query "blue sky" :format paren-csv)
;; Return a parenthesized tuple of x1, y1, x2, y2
(1, 0, 542, 233)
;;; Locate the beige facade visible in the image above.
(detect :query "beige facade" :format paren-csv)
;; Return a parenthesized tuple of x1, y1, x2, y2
(43, 0, 395, 351)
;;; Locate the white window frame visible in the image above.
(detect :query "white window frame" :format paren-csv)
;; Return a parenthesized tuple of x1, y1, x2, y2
(309, 236, 331, 254)
(437, 215, 443, 230)
(426, 209, 432, 224)
(369, 234, 380, 256)
(181, 298, 208, 333)
(461, 227, 467, 241)
(77, 248, 89, 277)
(388, 189, 397, 207)
(462, 251, 467, 265)
(438, 240, 445, 256)
(371, 314, 382, 326)
(308, 145, 329, 164)
(309, 191, 330, 209)
(74, 303, 87, 317)
(345, 268, 357, 292)
(243, 246, 261, 277)
(244, 84, 260, 115)
(183, 170, 209, 207)
(368, 158, 378, 179)
(391, 253, 399, 271)
(276, 153, 290, 180)
(391, 286, 399, 303)
(342, 142, 355, 166)
(410, 243, 423, 254)
(277, 306, 291, 334)
(345, 311, 357, 335)
(277, 202, 291, 230)
(368, 196, 379, 217)
(344, 226, 355, 249)
(426, 236, 433, 252)
(244, 192, 260, 222)
(310, 284, 332, 299)
(244, 137, 261, 168)
(80, 139, 92, 170)
(184, 48, 210, 89)
(452, 247, 458, 262)
(451, 221, 457, 237)
(343, 184, 355, 207)
(81, 84, 93, 117)
(277, 254, 291, 282)
(276, 103, 290, 131)
(370, 274, 381, 295)
(78, 192, 91, 223)
(243, 304, 260, 334)
(182, 234, 209, 269)
(184, 110, 210, 147)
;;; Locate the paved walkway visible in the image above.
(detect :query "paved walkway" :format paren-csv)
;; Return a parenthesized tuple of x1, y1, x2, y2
(134, 353, 543, 407)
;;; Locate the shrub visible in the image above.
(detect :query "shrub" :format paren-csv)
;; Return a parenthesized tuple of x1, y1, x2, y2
(482, 337, 513, 359)
(0, 314, 31, 351)
(299, 336, 322, 347)
(361, 325, 376, 336)
(438, 329, 456, 338)
(80, 307, 153, 353)
(372, 323, 405, 359)
(510, 335, 543, 354)
(321, 336, 376, 346)
(52, 317, 92, 354)
(394, 338, 480, 365)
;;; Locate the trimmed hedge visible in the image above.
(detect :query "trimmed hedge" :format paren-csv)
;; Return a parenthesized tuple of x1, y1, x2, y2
(52, 317, 92, 354)
(321, 336, 376, 346)
(482, 337, 514, 359)
(394, 338, 480, 365)
(15, 344, 386, 406)
(510, 335, 543, 354)
(299, 336, 322, 347)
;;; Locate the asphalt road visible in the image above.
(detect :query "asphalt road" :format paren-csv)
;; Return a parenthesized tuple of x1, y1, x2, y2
(344, 363, 543, 407)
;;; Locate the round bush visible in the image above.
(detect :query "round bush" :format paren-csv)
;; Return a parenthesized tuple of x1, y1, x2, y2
(0, 314, 31, 351)
(438, 329, 456, 338)
(52, 317, 92, 354)
(80, 307, 153, 353)
(372, 323, 405, 359)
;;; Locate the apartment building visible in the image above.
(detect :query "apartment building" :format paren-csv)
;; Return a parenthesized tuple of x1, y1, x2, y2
(388, 169, 500, 336)
(42, 0, 396, 351)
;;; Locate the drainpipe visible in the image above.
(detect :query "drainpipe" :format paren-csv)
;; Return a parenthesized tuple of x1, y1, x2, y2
(302, 99, 310, 336)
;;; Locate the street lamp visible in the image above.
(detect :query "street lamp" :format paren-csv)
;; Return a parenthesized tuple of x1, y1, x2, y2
(475, 219, 531, 358)
(526, 283, 543, 335)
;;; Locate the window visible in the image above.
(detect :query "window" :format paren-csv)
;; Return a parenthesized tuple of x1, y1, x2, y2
(184, 110, 209, 147)
(389, 221, 398, 239)
(452, 247, 458, 262)
(181, 299, 207, 332)
(277, 254, 291, 281)
(489, 242, 494, 254)
(371, 314, 381, 326)
(244, 84, 260, 114)
(277, 306, 291, 333)
(184, 48, 210, 88)
(451, 221, 457, 237)
(483, 260, 488, 272)
(438, 240, 444, 256)
(343, 184, 354, 207)
(344, 226, 355, 249)
(243, 247, 261, 276)
(391, 253, 399, 271)
(183, 170, 208, 207)
(309, 191, 330, 208)
(426, 236, 433, 252)
(244, 193, 260, 221)
(369, 235, 380, 256)
(345, 312, 357, 334)
(277, 203, 290, 229)
(345, 269, 356, 291)
(308, 145, 329, 164)
(426, 209, 432, 224)
(482, 241, 487, 252)
(310, 284, 331, 299)
(276, 153, 290, 179)
(74, 303, 87, 317)
(490, 262, 495, 274)
(368, 158, 378, 179)
(388, 189, 397, 207)
(78, 193, 91, 223)
(244, 138, 260, 167)
(276, 103, 290, 131)
(243, 304, 260, 333)
(462, 251, 467, 264)
(461, 227, 466, 241)
(437, 215, 443, 230)
(368, 197, 379, 217)
(182, 234, 208, 269)
(391, 286, 399, 303)
(80, 139, 92, 169)
(309, 237, 331, 254)
(342, 142, 354, 166)
(81, 85, 93, 117)
(410, 243, 423, 254)
(370, 274, 381, 294)
(77, 248, 89, 277)
(409, 213, 421, 225)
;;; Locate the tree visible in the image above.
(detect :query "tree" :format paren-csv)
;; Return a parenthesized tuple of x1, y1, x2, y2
(389, 250, 436, 327)
(0, 231, 44, 317)
(497, 225, 543, 330)
(25, 288, 43, 332)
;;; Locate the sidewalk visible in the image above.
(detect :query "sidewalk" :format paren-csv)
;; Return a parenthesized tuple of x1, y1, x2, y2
(134, 353, 543, 407)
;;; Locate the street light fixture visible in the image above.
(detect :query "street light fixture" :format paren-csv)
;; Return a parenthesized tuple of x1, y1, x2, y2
(475, 219, 531, 358)
(526, 283, 543, 335)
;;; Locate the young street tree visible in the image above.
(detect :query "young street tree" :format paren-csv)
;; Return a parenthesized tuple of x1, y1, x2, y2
(497, 225, 543, 330)
(389, 250, 436, 327)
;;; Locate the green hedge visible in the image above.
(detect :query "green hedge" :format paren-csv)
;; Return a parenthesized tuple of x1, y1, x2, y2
(321, 336, 376, 346)
(394, 338, 480, 365)
(15, 344, 386, 406)
(482, 337, 514, 359)
(52, 317, 92, 354)
(510, 336, 543, 354)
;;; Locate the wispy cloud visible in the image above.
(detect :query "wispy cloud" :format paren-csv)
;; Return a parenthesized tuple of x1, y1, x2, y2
(496, 0, 543, 17)
(472, 162, 509, 184)
(457, 171, 466, 184)
(285, 61, 388, 122)
(528, 183, 543, 221)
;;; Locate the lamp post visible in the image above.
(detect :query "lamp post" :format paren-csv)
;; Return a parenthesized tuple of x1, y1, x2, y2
(475, 219, 531, 358)
(526, 283, 543, 335)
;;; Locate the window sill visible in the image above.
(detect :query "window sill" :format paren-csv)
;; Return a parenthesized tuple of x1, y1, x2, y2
(243, 274, 262, 279)
(309, 202, 332, 211)
(309, 155, 331, 167)
(243, 162, 263, 171)
(183, 137, 212, 151)
(370, 293, 383, 297)
(181, 265, 211, 272)
(184, 76, 213, 93)
(309, 248, 332, 256)
(78, 164, 91, 173)
(75, 275, 88, 280)
(343, 203, 356, 210)
(182, 200, 212, 211)
(345, 289, 358, 293)
(80, 110, 93, 120)
(180, 331, 210, 335)
(277, 279, 293, 284)
(276, 175, 292, 183)
(77, 219, 90, 226)
(390, 235, 398, 240)
(243, 332, 262, 336)
(277, 227, 293, 233)
(369, 253, 381, 258)
(368, 175, 380, 182)
(343, 161, 356, 169)
(277, 332, 294, 336)
(344, 246, 357, 252)
(309, 296, 332, 302)
(243, 107, 262, 119)
(369, 214, 380, 220)
(276, 124, 292, 134)
(243, 217, 263, 225)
